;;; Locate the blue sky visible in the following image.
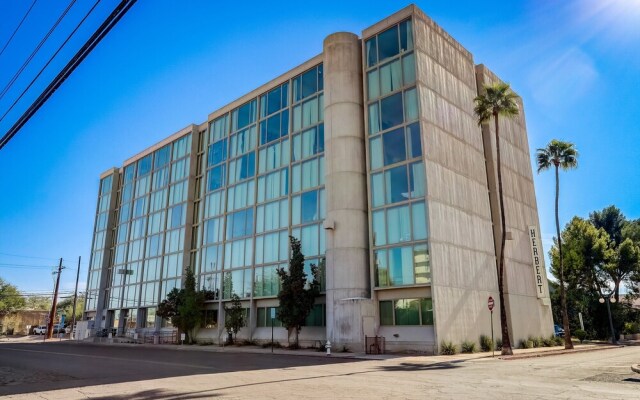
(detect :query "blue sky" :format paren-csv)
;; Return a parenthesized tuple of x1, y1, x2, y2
(0, 0, 638, 294)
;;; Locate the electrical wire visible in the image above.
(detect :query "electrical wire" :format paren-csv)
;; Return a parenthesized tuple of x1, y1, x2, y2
(0, 0, 101, 125)
(0, 251, 60, 261)
(0, 262, 61, 269)
(0, 0, 39, 59)
(0, 0, 137, 150)
(0, 0, 77, 102)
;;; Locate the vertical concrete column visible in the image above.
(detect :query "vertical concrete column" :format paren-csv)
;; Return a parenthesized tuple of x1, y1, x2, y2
(323, 32, 371, 350)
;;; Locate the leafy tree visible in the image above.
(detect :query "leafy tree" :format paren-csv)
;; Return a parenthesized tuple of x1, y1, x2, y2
(0, 278, 25, 317)
(156, 267, 204, 344)
(537, 139, 578, 349)
(56, 293, 85, 322)
(277, 236, 320, 347)
(224, 294, 245, 344)
(24, 295, 51, 311)
(474, 81, 519, 355)
(590, 206, 626, 246)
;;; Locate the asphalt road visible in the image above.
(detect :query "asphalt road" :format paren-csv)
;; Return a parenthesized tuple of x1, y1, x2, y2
(1, 340, 639, 399)
(0, 341, 354, 397)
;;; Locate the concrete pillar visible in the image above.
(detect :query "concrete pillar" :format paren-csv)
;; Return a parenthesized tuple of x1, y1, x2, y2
(323, 32, 372, 350)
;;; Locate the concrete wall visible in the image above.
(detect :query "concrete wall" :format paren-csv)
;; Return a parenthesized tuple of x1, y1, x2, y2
(322, 32, 374, 351)
(413, 9, 501, 351)
(475, 65, 554, 343)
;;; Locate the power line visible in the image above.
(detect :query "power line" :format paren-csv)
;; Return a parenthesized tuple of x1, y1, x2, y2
(0, 0, 77, 103)
(0, 262, 61, 269)
(0, 0, 137, 151)
(0, 0, 39, 59)
(0, 0, 102, 125)
(0, 251, 60, 261)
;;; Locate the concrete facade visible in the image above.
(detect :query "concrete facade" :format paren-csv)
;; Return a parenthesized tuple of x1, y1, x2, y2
(84, 4, 552, 354)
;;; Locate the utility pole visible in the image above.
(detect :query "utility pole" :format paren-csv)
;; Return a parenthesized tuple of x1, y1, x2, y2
(46, 258, 64, 339)
(71, 256, 81, 339)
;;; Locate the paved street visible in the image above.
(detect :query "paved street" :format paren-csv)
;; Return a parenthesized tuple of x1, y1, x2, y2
(0, 340, 639, 399)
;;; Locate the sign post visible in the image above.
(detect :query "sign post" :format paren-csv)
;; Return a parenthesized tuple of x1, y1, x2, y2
(488, 296, 495, 357)
(270, 308, 276, 353)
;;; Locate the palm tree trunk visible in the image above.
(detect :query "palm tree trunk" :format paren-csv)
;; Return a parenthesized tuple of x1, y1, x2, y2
(556, 165, 573, 349)
(494, 114, 513, 355)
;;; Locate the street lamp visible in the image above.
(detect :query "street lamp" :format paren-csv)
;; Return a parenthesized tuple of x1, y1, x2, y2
(599, 292, 617, 344)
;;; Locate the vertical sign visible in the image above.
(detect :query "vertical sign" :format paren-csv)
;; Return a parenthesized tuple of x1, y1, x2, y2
(528, 225, 547, 299)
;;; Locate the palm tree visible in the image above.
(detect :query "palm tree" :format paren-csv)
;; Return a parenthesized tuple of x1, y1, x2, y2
(474, 82, 519, 355)
(536, 140, 578, 349)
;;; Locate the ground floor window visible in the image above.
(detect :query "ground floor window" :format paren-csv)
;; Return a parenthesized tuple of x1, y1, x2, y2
(379, 298, 433, 326)
(257, 307, 283, 327)
(201, 309, 218, 328)
(304, 304, 325, 326)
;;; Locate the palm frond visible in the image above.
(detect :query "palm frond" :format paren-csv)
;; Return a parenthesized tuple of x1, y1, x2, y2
(474, 82, 520, 125)
(537, 139, 579, 172)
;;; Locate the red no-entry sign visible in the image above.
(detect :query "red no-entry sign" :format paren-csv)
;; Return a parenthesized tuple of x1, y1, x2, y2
(488, 296, 495, 311)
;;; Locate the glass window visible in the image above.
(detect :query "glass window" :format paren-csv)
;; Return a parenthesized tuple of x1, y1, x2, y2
(377, 25, 399, 63)
(100, 175, 113, 195)
(168, 204, 184, 229)
(135, 175, 150, 198)
(403, 53, 416, 85)
(382, 127, 406, 166)
(410, 161, 426, 198)
(148, 211, 165, 235)
(380, 92, 404, 131)
(379, 300, 394, 325)
(171, 158, 189, 182)
(228, 153, 255, 184)
(414, 244, 430, 284)
(232, 100, 257, 132)
(257, 168, 288, 203)
(395, 299, 420, 325)
(227, 181, 255, 212)
(404, 88, 418, 122)
(172, 134, 191, 160)
(399, 19, 414, 52)
(301, 190, 319, 223)
(146, 234, 163, 258)
(154, 145, 171, 169)
(389, 246, 414, 286)
(368, 103, 380, 135)
(366, 37, 377, 67)
(412, 202, 428, 240)
(372, 210, 386, 246)
(385, 165, 409, 204)
(210, 114, 229, 142)
(420, 298, 433, 325)
(371, 173, 384, 208)
(153, 167, 169, 190)
(207, 165, 226, 192)
(124, 164, 136, 183)
(229, 126, 256, 157)
(407, 123, 421, 158)
(367, 69, 379, 100)
(259, 139, 289, 173)
(257, 199, 288, 233)
(387, 205, 411, 244)
(204, 217, 224, 244)
(122, 183, 133, 203)
(379, 59, 402, 96)
(150, 188, 167, 212)
(204, 190, 225, 218)
(137, 155, 152, 177)
(226, 208, 254, 239)
(208, 139, 227, 167)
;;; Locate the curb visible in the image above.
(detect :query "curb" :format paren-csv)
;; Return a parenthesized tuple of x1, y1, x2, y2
(632, 364, 640, 374)
(498, 344, 624, 360)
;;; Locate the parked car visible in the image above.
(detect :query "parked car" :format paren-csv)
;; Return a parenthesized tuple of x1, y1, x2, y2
(53, 324, 65, 334)
(554, 324, 565, 337)
(33, 325, 47, 335)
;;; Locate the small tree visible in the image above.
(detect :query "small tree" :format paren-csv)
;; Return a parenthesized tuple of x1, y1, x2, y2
(224, 294, 245, 344)
(0, 278, 25, 318)
(156, 267, 204, 344)
(277, 236, 321, 347)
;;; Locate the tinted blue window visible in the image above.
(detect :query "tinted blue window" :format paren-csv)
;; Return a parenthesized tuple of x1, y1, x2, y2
(316, 124, 324, 154)
(366, 38, 377, 67)
(380, 92, 404, 131)
(208, 139, 227, 167)
(281, 109, 289, 138)
(267, 114, 281, 143)
(154, 146, 171, 169)
(267, 87, 281, 116)
(407, 123, 421, 158)
(317, 64, 323, 91)
(382, 127, 406, 166)
(227, 208, 254, 239)
(399, 20, 413, 52)
(301, 69, 318, 99)
(137, 155, 152, 177)
(239, 153, 255, 180)
(208, 165, 226, 191)
(377, 26, 399, 63)
(301, 190, 318, 223)
(385, 165, 408, 204)
(234, 100, 256, 131)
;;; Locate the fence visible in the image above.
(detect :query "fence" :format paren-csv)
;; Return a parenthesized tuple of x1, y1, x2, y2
(365, 336, 385, 354)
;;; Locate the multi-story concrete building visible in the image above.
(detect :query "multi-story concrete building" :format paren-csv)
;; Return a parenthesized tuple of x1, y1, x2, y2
(84, 4, 553, 353)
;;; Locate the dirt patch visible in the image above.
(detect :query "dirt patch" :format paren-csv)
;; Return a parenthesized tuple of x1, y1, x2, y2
(0, 366, 72, 386)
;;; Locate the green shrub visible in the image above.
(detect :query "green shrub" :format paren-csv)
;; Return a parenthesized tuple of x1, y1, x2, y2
(542, 337, 554, 347)
(623, 322, 640, 335)
(520, 339, 534, 349)
(496, 338, 503, 351)
(529, 336, 541, 348)
(574, 329, 588, 343)
(480, 334, 494, 352)
(261, 341, 282, 348)
(440, 341, 458, 355)
(554, 336, 564, 346)
(461, 341, 477, 353)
